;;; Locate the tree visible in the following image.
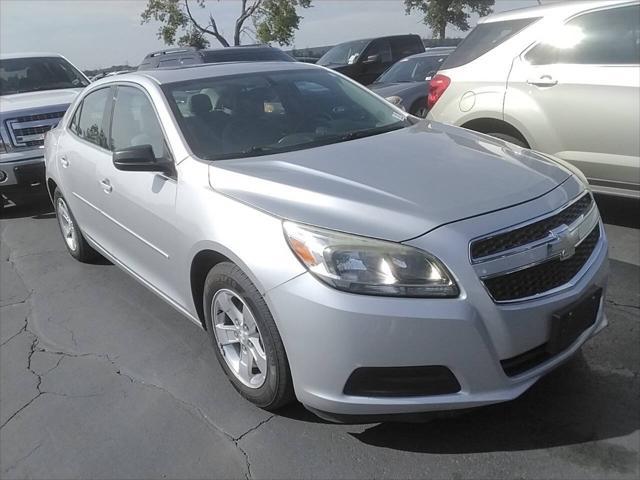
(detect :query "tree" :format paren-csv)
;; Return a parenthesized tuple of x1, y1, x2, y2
(141, 0, 312, 48)
(404, 0, 494, 40)
(255, 0, 312, 46)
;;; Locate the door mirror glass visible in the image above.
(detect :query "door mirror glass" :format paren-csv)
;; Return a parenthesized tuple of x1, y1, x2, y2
(112, 145, 172, 173)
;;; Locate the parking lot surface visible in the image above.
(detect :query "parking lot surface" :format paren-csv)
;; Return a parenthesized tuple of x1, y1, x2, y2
(1, 196, 638, 479)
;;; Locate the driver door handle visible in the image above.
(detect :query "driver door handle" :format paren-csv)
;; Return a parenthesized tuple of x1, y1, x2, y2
(527, 75, 558, 87)
(60, 156, 69, 168)
(100, 178, 112, 193)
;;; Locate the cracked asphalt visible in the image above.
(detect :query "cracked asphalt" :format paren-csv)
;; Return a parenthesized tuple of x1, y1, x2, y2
(0, 195, 638, 479)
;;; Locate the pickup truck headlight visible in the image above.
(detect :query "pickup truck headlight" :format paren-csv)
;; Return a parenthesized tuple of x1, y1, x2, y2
(283, 221, 459, 297)
(0, 132, 7, 153)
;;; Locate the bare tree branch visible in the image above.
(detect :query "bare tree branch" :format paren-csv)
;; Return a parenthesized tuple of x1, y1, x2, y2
(184, 0, 229, 47)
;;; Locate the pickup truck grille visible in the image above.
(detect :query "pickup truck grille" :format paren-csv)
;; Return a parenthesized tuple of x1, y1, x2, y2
(470, 193, 594, 261)
(5, 110, 66, 148)
(483, 225, 600, 302)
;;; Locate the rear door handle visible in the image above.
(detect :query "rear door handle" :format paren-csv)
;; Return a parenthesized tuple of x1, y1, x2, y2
(527, 75, 558, 87)
(100, 179, 112, 193)
(60, 156, 69, 168)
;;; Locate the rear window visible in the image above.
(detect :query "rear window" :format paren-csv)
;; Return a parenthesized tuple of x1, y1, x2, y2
(441, 17, 539, 69)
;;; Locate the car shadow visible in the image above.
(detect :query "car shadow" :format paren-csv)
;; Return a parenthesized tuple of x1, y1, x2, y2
(0, 197, 53, 220)
(347, 354, 638, 460)
(594, 194, 639, 229)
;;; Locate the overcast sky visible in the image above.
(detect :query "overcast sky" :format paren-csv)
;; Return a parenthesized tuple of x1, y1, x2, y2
(1, 0, 541, 70)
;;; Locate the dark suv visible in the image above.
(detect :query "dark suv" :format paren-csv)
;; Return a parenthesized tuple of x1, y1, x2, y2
(137, 45, 295, 70)
(317, 35, 425, 85)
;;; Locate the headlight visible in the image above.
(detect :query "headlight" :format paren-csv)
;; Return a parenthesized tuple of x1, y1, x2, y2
(0, 132, 7, 153)
(385, 96, 405, 109)
(283, 221, 459, 298)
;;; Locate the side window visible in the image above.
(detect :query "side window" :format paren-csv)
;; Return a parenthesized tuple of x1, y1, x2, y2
(527, 5, 640, 65)
(390, 37, 423, 59)
(366, 39, 392, 63)
(69, 104, 81, 135)
(110, 86, 168, 159)
(76, 88, 111, 148)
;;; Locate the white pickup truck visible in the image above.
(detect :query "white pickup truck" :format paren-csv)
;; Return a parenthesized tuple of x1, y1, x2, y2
(0, 53, 89, 211)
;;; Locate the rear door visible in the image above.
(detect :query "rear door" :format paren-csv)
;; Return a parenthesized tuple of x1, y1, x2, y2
(56, 87, 113, 241)
(505, 3, 640, 193)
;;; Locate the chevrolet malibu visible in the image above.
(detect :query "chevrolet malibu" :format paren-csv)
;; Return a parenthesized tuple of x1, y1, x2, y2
(44, 62, 608, 422)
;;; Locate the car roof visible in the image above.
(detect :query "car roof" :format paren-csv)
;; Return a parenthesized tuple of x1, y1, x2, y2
(112, 61, 318, 86)
(409, 48, 455, 59)
(481, 0, 634, 23)
(334, 34, 421, 46)
(0, 52, 65, 60)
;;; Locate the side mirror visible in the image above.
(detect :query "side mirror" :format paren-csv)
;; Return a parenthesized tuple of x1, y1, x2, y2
(362, 54, 380, 65)
(112, 144, 173, 174)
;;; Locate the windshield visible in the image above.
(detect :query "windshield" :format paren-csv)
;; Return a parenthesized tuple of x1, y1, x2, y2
(317, 40, 369, 66)
(163, 68, 411, 160)
(0, 57, 89, 95)
(375, 55, 449, 83)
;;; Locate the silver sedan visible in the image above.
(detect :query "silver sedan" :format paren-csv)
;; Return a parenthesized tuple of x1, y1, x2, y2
(44, 61, 608, 422)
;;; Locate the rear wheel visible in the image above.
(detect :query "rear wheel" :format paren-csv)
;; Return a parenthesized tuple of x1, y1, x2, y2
(54, 189, 99, 262)
(204, 262, 294, 410)
(486, 132, 528, 148)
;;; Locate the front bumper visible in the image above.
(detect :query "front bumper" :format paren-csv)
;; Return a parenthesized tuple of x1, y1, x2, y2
(265, 185, 609, 418)
(0, 151, 47, 200)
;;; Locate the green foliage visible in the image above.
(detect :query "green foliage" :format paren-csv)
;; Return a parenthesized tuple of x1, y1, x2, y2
(255, 0, 312, 46)
(404, 0, 494, 39)
(141, 0, 311, 48)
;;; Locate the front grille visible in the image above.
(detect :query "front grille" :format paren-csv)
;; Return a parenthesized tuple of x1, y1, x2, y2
(14, 111, 65, 123)
(483, 225, 600, 302)
(6, 110, 66, 148)
(500, 343, 549, 377)
(471, 193, 593, 260)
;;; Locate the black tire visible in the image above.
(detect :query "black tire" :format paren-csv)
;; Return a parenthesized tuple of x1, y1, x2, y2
(486, 132, 529, 148)
(203, 262, 295, 410)
(409, 99, 429, 118)
(53, 188, 100, 263)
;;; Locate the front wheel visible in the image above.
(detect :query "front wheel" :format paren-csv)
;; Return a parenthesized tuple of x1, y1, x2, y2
(54, 189, 100, 263)
(203, 262, 295, 410)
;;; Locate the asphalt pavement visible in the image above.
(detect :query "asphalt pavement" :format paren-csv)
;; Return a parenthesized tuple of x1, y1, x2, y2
(1, 194, 638, 479)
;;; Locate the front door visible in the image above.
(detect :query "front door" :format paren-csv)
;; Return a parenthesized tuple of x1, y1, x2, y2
(95, 84, 181, 302)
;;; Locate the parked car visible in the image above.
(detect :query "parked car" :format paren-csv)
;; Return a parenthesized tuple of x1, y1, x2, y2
(370, 47, 455, 117)
(317, 34, 425, 85)
(45, 61, 608, 422)
(0, 53, 89, 212)
(137, 45, 295, 70)
(427, 0, 640, 199)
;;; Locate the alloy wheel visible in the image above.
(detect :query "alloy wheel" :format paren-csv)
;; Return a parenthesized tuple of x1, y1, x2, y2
(211, 289, 268, 389)
(56, 197, 78, 252)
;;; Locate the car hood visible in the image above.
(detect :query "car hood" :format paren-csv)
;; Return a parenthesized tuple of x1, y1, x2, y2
(0, 88, 82, 113)
(370, 82, 424, 97)
(209, 121, 572, 241)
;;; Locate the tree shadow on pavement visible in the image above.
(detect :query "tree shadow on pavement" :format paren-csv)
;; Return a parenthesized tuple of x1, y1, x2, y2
(349, 354, 638, 460)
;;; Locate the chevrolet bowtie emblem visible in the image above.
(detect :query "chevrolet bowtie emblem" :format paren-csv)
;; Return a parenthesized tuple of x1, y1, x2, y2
(548, 224, 578, 261)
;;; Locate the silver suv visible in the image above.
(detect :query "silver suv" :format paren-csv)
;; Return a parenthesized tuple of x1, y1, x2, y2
(1, 53, 89, 211)
(427, 0, 640, 199)
(45, 62, 608, 422)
